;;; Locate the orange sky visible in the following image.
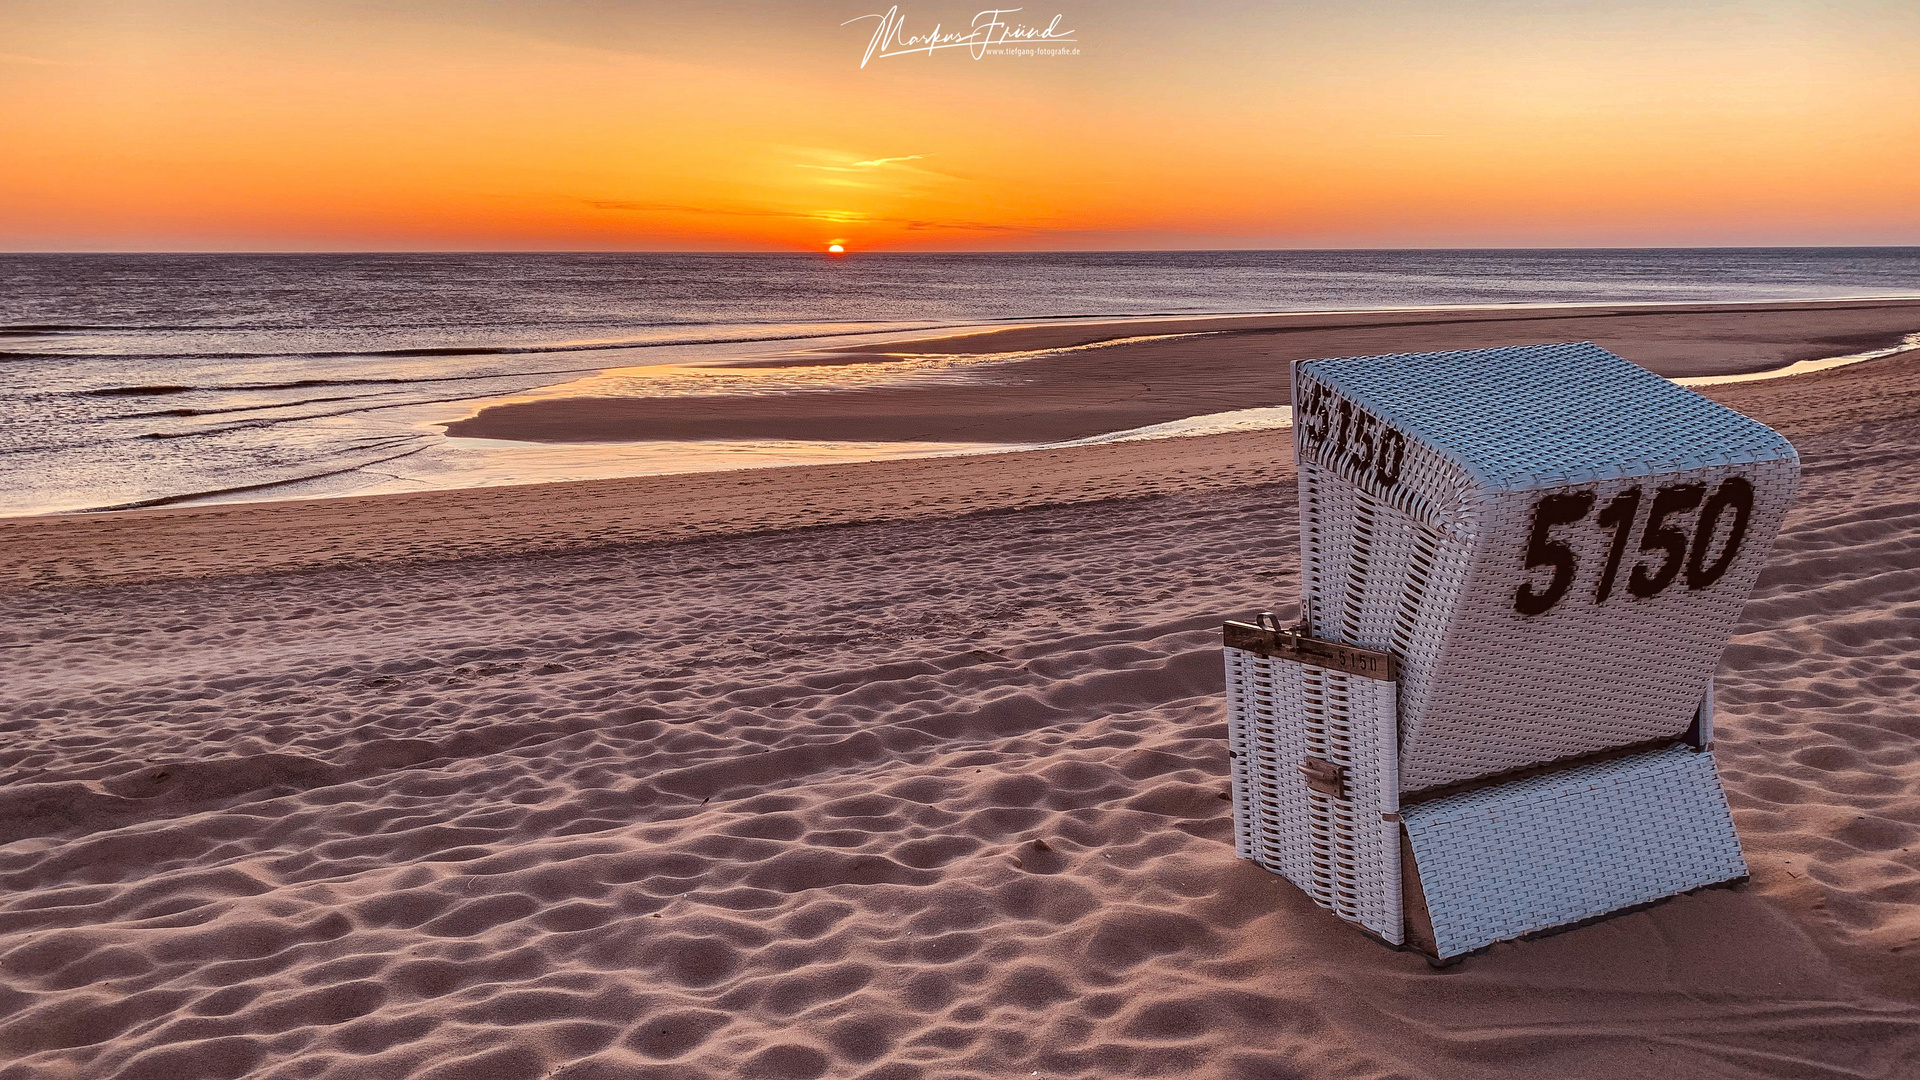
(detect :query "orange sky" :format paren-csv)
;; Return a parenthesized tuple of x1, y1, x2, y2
(3, 1, 1917, 250)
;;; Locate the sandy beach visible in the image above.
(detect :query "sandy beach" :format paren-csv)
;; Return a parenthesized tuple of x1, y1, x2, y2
(3, 305, 1919, 1079)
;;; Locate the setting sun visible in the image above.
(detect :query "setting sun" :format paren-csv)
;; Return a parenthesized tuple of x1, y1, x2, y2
(827, 243, 846, 254)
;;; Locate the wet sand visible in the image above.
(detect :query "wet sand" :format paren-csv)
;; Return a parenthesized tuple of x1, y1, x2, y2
(443, 298, 1920, 445)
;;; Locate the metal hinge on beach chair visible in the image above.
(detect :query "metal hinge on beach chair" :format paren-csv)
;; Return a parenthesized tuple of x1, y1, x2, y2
(1225, 342, 1799, 962)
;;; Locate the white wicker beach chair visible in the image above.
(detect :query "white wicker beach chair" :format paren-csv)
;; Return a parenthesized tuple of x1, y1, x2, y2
(1226, 342, 1797, 960)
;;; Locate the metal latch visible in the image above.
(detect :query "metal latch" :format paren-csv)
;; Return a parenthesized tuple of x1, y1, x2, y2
(1298, 756, 1346, 798)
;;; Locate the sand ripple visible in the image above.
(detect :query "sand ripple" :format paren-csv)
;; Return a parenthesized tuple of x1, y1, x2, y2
(4, 354, 1920, 1077)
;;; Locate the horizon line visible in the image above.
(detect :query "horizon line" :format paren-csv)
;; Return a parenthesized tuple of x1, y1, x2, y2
(5, 244, 1920, 256)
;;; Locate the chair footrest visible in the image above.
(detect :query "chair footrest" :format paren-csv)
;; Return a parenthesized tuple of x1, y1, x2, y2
(1400, 743, 1747, 958)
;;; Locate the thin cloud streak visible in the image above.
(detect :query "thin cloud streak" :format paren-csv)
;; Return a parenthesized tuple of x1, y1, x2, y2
(796, 154, 931, 174)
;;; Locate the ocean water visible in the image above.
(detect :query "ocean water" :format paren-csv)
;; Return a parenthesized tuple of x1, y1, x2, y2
(3, 249, 1917, 517)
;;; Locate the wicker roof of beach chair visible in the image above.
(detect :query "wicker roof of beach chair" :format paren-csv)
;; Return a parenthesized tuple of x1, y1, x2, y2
(1290, 341, 1800, 792)
(1300, 341, 1795, 494)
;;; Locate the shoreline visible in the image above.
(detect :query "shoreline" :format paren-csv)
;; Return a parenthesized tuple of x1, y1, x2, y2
(5, 336, 1919, 593)
(11, 297, 1920, 521)
(0, 430, 1295, 591)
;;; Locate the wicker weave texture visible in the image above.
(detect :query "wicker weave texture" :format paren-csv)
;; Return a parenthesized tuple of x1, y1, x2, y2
(1226, 646, 1402, 944)
(1299, 457, 1475, 778)
(1402, 744, 1747, 958)
(1293, 343, 1799, 792)
(1297, 342, 1798, 492)
(1405, 462, 1794, 787)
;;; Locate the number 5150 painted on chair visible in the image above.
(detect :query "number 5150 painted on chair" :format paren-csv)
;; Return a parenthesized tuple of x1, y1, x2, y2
(1515, 476, 1756, 616)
